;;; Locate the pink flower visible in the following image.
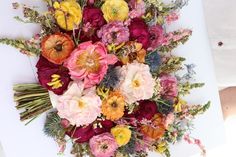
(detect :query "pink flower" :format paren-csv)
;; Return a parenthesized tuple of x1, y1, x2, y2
(97, 21, 130, 46)
(166, 12, 179, 25)
(57, 81, 102, 126)
(89, 133, 118, 157)
(160, 75, 178, 100)
(148, 25, 164, 51)
(65, 41, 118, 88)
(129, 0, 146, 18)
(164, 113, 175, 128)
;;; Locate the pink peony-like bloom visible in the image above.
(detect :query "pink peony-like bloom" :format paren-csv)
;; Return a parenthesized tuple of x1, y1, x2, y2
(148, 25, 164, 51)
(97, 21, 130, 46)
(89, 133, 118, 157)
(65, 41, 118, 88)
(117, 62, 155, 104)
(160, 74, 178, 100)
(57, 81, 102, 126)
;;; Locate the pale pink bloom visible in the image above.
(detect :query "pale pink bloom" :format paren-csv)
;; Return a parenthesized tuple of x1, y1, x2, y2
(164, 113, 175, 128)
(148, 25, 164, 51)
(65, 41, 118, 88)
(117, 62, 155, 104)
(57, 81, 102, 126)
(89, 133, 118, 157)
(166, 12, 179, 25)
(160, 74, 178, 100)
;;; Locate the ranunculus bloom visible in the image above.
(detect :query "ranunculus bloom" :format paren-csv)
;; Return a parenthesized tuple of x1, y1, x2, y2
(111, 125, 132, 146)
(89, 133, 118, 157)
(117, 62, 155, 104)
(67, 124, 95, 143)
(129, 0, 146, 18)
(148, 25, 164, 51)
(53, 0, 82, 30)
(64, 41, 118, 88)
(97, 21, 130, 46)
(36, 55, 71, 95)
(129, 18, 150, 49)
(160, 74, 178, 100)
(135, 100, 158, 121)
(57, 81, 102, 126)
(101, 0, 129, 22)
(83, 7, 106, 29)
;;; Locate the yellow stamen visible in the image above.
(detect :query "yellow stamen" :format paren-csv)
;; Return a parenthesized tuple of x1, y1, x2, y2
(47, 74, 63, 89)
(78, 100, 85, 109)
(132, 79, 141, 88)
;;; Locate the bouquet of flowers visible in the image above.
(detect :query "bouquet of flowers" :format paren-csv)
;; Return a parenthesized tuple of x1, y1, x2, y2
(0, 0, 210, 157)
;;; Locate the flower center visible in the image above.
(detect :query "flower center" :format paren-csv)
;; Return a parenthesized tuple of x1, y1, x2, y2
(111, 102, 118, 108)
(76, 51, 101, 73)
(78, 100, 85, 109)
(54, 43, 63, 52)
(101, 144, 108, 150)
(132, 79, 141, 88)
(47, 74, 63, 89)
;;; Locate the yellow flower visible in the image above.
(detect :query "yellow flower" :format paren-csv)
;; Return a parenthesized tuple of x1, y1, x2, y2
(174, 98, 187, 113)
(111, 125, 131, 146)
(156, 142, 168, 153)
(53, 0, 82, 30)
(101, 0, 129, 22)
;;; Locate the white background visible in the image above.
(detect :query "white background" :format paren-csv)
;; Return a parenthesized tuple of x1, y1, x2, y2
(0, 0, 225, 157)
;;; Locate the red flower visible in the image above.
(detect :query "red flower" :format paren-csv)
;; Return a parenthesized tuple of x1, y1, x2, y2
(135, 100, 157, 121)
(83, 7, 106, 29)
(129, 18, 150, 49)
(36, 55, 71, 95)
(67, 125, 95, 143)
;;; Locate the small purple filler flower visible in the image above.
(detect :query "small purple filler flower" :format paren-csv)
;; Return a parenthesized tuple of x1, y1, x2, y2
(97, 21, 129, 45)
(89, 133, 118, 157)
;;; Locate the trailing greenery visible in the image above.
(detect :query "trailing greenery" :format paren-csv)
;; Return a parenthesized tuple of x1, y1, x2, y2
(159, 56, 186, 74)
(178, 82, 205, 96)
(13, 83, 52, 122)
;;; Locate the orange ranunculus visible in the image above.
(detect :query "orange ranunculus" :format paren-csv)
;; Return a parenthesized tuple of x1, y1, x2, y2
(41, 33, 75, 64)
(102, 91, 125, 121)
(140, 114, 166, 140)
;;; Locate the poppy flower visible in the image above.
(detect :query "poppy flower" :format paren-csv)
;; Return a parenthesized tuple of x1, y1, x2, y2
(36, 55, 71, 95)
(41, 33, 75, 64)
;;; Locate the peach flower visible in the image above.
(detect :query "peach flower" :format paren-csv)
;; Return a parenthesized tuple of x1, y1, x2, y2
(56, 81, 102, 126)
(65, 41, 118, 88)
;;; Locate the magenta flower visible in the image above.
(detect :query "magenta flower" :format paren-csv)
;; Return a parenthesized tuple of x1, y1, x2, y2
(148, 25, 164, 51)
(64, 41, 118, 88)
(89, 133, 118, 157)
(160, 74, 178, 99)
(36, 55, 71, 95)
(97, 21, 130, 46)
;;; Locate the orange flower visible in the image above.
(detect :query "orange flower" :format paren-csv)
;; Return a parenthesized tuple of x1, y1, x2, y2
(41, 33, 75, 64)
(140, 114, 165, 140)
(102, 91, 125, 121)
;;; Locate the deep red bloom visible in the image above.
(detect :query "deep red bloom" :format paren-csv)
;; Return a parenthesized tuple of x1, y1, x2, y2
(93, 120, 114, 134)
(129, 18, 150, 49)
(83, 7, 106, 29)
(36, 55, 71, 95)
(135, 100, 158, 121)
(67, 125, 95, 143)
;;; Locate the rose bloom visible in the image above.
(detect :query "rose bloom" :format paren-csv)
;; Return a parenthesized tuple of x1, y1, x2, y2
(148, 25, 164, 51)
(135, 100, 158, 121)
(160, 74, 178, 100)
(89, 133, 118, 157)
(97, 21, 130, 46)
(64, 41, 118, 88)
(57, 81, 102, 126)
(117, 62, 155, 104)
(129, 18, 150, 49)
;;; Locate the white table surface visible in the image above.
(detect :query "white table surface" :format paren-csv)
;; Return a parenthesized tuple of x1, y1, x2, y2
(0, 0, 225, 157)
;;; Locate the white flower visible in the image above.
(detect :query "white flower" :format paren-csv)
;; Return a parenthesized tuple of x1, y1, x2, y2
(117, 62, 155, 104)
(56, 81, 102, 126)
